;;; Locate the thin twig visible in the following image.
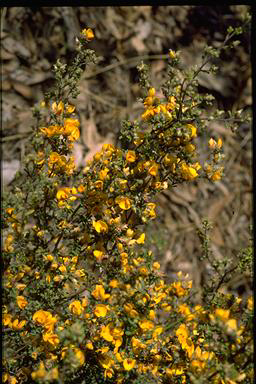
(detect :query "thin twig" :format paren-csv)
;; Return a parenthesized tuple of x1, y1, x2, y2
(83, 54, 169, 80)
(1, 131, 33, 142)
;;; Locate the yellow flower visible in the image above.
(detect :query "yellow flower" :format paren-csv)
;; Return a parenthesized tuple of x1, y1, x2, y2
(93, 250, 104, 261)
(73, 347, 85, 365)
(100, 324, 113, 342)
(124, 303, 139, 318)
(153, 326, 163, 339)
(139, 319, 154, 332)
(94, 180, 103, 190)
(169, 49, 176, 59)
(86, 341, 94, 350)
(126, 150, 136, 163)
(33, 310, 57, 332)
(17, 296, 28, 310)
(141, 107, 155, 120)
(69, 300, 83, 315)
(6, 207, 15, 215)
(43, 332, 60, 347)
(115, 196, 131, 210)
(123, 358, 136, 371)
(215, 308, 230, 321)
(210, 169, 222, 181)
(64, 118, 80, 141)
(184, 338, 194, 359)
(171, 281, 186, 296)
(66, 104, 75, 114)
(56, 187, 70, 200)
(109, 279, 119, 288)
(92, 285, 110, 300)
(217, 138, 223, 148)
(226, 318, 237, 332)
(247, 296, 253, 311)
(153, 262, 160, 270)
(180, 162, 198, 180)
(136, 233, 145, 244)
(187, 123, 197, 138)
(49, 152, 60, 164)
(77, 184, 85, 193)
(44, 254, 54, 262)
(185, 143, 196, 153)
(31, 361, 46, 380)
(11, 319, 26, 330)
(94, 304, 108, 317)
(52, 101, 64, 115)
(99, 168, 109, 180)
(176, 324, 189, 346)
(3, 313, 12, 327)
(208, 138, 216, 149)
(148, 162, 159, 176)
(3, 375, 17, 384)
(93, 220, 108, 233)
(40, 125, 62, 137)
(59, 265, 67, 273)
(81, 28, 94, 41)
(148, 87, 156, 97)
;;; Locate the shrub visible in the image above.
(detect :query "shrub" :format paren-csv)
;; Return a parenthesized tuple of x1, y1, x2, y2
(2, 23, 253, 384)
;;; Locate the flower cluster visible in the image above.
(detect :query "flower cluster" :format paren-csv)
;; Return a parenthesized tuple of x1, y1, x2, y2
(2, 26, 253, 384)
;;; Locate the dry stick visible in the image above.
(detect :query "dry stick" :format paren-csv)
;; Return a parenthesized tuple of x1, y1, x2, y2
(83, 54, 169, 80)
(1, 132, 33, 142)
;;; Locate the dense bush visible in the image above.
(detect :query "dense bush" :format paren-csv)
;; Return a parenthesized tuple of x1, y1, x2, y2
(2, 24, 253, 384)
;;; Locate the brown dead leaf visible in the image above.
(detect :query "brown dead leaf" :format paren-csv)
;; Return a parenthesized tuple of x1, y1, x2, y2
(17, 110, 34, 133)
(2, 160, 20, 185)
(131, 36, 147, 53)
(106, 8, 122, 40)
(12, 81, 33, 99)
(151, 60, 165, 76)
(81, 116, 103, 150)
(212, 225, 225, 246)
(3, 36, 31, 59)
(173, 186, 197, 203)
(73, 142, 84, 168)
(1, 48, 15, 60)
(207, 194, 234, 221)
(80, 116, 114, 164)
(135, 20, 152, 40)
(2, 80, 12, 91)
(9, 69, 53, 85)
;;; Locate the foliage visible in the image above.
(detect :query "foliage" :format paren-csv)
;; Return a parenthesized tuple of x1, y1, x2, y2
(2, 21, 253, 384)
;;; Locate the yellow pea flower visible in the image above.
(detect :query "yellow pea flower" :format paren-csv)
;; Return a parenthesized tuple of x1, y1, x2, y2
(169, 49, 176, 59)
(187, 123, 197, 138)
(93, 250, 104, 261)
(139, 319, 154, 332)
(100, 324, 113, 342)
(42, 332, 60, 347)
(92, 285, 110, 300)
(126, 150, 136, 163)
(66, 104, 75, 114)
(210, 169, 222, 181)
(115, 196, 131, 210)
(52, 101, 64, 115)
(3, 313, 12, 327)
(94, 304, 108, 317)
(17, 296, 28, 310)
(81, 28, 94, 41)
(123, 358, 136, 371)
(93, 220, 108, 233)
(69, 300, 83, 315)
